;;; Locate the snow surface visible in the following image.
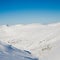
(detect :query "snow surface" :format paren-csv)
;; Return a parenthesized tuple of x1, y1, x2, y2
(0, 23, 60, 60)
(0, 41, 38, 60)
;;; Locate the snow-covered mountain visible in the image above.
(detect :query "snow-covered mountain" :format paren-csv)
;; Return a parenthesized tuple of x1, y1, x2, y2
(0, 41, 38, 60)
(0, 23, 60, 60)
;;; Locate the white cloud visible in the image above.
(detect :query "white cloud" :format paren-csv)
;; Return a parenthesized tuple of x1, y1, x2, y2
(0, 23, 60, 60)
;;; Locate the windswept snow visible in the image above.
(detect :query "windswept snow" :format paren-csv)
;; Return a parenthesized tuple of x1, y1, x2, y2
(0, 41, 38, 60)
(0, 23, 60, 60)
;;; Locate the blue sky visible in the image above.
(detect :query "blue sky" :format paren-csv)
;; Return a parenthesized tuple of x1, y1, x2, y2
(0, 0, 60, 25)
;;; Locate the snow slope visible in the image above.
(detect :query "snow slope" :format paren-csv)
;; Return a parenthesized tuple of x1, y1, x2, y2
(0, 41, 38, 60)
(0, 23, 60, 60)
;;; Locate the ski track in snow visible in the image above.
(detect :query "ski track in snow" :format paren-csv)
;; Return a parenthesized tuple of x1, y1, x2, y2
(0, 23, 60, 60)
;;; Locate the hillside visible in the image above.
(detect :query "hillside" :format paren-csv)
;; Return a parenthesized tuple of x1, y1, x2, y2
(0, 41, 38, 60)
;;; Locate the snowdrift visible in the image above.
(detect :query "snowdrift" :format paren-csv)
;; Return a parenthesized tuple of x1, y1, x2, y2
(0, 41, 38, 60)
